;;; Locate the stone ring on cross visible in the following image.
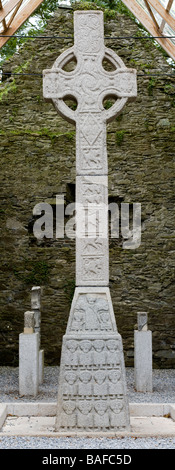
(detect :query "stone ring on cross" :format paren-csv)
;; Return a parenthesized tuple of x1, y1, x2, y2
(43, 10, 137, 433)
(43, 11, 137, 126)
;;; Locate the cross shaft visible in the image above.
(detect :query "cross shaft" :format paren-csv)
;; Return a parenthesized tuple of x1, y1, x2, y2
(43, 9, 137, 434)
(43, 10, 137, 287)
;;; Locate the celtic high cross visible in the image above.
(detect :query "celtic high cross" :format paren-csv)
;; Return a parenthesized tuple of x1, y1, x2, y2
(43, 10, 137, 434)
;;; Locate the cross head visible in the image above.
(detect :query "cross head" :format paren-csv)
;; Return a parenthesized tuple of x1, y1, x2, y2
(43, 10, 137, 176)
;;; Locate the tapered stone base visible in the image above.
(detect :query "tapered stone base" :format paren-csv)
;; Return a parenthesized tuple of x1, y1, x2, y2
(55, 288, 130, 432)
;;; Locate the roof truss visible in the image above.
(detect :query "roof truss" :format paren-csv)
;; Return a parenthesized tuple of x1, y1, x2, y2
(0, 0, 175, 60)
(0, 0, 44, 49)
(121, 0, 175, 60)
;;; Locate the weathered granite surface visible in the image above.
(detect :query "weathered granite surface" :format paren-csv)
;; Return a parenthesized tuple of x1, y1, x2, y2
(0, 3, 174, 367)
(134, 330, 153, 392)
(19, 332, 39, 396)
(76, 176, 109, 286)
(56, 288, 130, 431)
(45, 10, 134, 431)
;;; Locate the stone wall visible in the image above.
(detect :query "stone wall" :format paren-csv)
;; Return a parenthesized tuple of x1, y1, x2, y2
(0, 4, 175, 367)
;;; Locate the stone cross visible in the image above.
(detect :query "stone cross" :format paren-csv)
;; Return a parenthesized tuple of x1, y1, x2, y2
(43, 10, 136, 288)
(43, 10, 137, 434)
(43, 11, 136, 177)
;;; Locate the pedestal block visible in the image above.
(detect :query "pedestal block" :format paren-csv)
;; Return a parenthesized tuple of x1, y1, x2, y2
(55, 288, 130, 432)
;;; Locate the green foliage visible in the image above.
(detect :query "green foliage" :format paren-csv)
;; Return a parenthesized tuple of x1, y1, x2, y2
(72, 1, 99, 10)
(0, 79, 17, 101)
(111, 0, 135, 19)
(13, 259, 50, 285)
(64, 279, 75, 303)
(0, 0, 60, 67)
(115, 113, 123, 122)
(115, 129, 126, 146)
(163, 83, 175, 95)
(0, 38, 18, 64)
(1, 0, 174, 69)
(104, 8, 116, 19)
(0, 57, 34, 101)
(147, 77, 156, 96)
(103, 99, 114, 109)
(14, 58, 34, 73)
(0, 127, 75, 142)
(34, 0, 60, 21)
(144, 118, 149, 131)
(72, 0, 133, 18)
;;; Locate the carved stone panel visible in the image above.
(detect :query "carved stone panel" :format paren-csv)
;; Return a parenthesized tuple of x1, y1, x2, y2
(66, 288, 117, 334)
(56, 333, 130, 432)
(76, 176, 108, 286)
(76, 113, 107, 175)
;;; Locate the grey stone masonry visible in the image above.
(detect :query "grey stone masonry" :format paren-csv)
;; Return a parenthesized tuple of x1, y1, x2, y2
(134, 312, 152, 392)
(19, 331, 39, 397)
(43, 10, 137, 433)
(31, 286, 41, 343)
(137, 312, 148, 331)
(24, 311, 35, 334)
(31, 286, 44, 384)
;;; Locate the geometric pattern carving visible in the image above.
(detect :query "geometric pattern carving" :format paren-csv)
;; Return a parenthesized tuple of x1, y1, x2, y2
(43, 14, 137, 177)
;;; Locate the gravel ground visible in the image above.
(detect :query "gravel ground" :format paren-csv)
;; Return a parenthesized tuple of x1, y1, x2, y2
(0, 367, 174, 449)
(0, 366, 174, 403)
(0, 436, 175, 449)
